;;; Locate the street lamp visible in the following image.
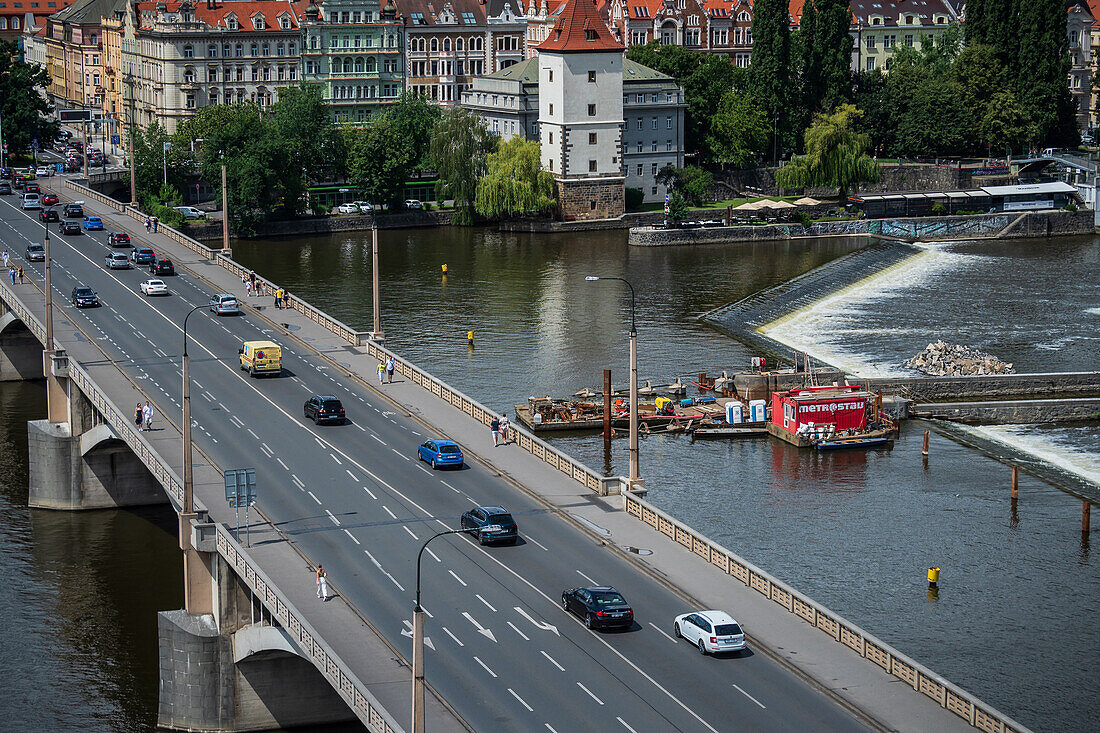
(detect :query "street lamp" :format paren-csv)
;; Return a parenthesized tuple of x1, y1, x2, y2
(181, 303, 208, 516)
(370, 220, 383, 341)
(584, 275, 640, 486)
(411, 525, 497, 733)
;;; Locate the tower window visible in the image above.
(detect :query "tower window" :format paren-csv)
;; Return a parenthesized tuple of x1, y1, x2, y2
(587, 104, 595, 116)
(588, 70, 596, 82)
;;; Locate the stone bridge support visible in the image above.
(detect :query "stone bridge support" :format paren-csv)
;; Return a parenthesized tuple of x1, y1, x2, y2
(158, 551, 357, 732)
(0, 306, 45, 381)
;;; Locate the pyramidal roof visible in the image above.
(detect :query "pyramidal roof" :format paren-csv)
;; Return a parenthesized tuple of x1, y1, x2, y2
(536, 0, 624, 53)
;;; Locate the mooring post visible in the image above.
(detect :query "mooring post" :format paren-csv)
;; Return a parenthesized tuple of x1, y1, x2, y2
(603, 369, 612, 448)
(1083, 502, 1091, 534)
(922, 429, 930, 456)
(1011, 465, 1019, 499)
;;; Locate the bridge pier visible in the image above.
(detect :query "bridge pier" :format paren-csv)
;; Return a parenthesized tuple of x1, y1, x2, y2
(0, 307, 45, 381)
(158, 553, 357, 732)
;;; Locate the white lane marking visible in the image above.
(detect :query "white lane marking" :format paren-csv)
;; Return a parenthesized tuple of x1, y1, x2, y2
(247, 428, 259, 439)
(648, 622, 678, 644)
(425, 547, 441, 563)
(515, 607, 559, 636)
(440, 480, 459, 493)
(400, 620, 435, 650)
(403, 526, 419, 541)
(371, 435, 386, 444)
(391, 448, 409, 461)
(354, 424, 366, 432)
(417, 464, 432, 475)
(362, 485, 377, 500)
(325, 510, 339, 526)
(291, 474, 304, 489)
(229, 416, 244, 428)
(442, 627, 463, 647)
(307, 491, 322, 505)
(314, 437, 325, 448)
(540, 650, 564, 671)
(343, 529, 360, 545)
(508, 689, 533, 712)
(525, 535, 550, 552)
(476, 594, 497, 613)
(346, 469, 358, 481)
(617, 717, 639, 733)
(545, 726, 559, 733)
(364, 549, 405, 591)
(577, 682, 604, 705)
(507, 621, 529, 641)
(448, 570, 467, 587)
(260, 443, 273, 457)
(473, 656, 497, 678)
(330, 452, 342, 465)
(192, 379, 203, 389)
(732, 684, 766, 710)
(382, 505, 396, 519)
(576, 570, 598, 585)
(276, 458, 289, 471)
(461, 612, 497, 642)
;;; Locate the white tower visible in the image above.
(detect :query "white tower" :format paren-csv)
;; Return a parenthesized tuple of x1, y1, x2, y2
(536, 0, 625, 220)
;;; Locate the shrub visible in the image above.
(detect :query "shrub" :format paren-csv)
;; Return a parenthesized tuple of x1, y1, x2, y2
(314, 203, 331, 217)
(795, 211, 813, 228)
(1065, 200, 1078, 211)
(931, 202, 947, 216)
(625, 187, 645, 211)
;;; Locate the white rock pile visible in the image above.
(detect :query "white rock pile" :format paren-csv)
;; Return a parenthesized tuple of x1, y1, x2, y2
(904, 341, 1015, 376)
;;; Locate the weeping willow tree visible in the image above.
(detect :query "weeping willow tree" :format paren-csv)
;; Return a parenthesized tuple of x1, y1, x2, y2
(474, 137, 555, 219)
(776, 104, 879, 202)
(430, 108, 497, 225)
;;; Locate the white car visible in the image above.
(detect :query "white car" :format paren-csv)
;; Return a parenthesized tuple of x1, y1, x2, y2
(335, 203, 360, 214)
(140, 278, 169, 296)
(673, 610, 746, 655)
(173, 206, 205, 219)
(352, 201, 373, 213)
(35, 165, 51, 177)
(404, 199, 423, 210)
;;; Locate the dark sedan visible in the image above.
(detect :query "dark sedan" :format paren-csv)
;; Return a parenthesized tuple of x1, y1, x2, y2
(39, 208, 59, 223)
(150, 257, 175, 276)
(107, 231, 131, 247)
(130, 247, 155, 265)
(63, 202, 83, 218)
(71, 286, 99, 308)
(460, 505, 519, 545)
(60, 221, 82, 235)
(303, 395, 346, 424)
(561, 586, 635, 630)
(0, 182, 10, 195)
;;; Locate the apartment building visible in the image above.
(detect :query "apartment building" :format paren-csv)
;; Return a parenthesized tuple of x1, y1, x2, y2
(849, 0, 958, 73)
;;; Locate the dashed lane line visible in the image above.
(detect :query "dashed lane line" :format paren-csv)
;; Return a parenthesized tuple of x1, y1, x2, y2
(541, 651, 564, 671)
(307, 491, 322, 505)
(508, 689, 533, 712)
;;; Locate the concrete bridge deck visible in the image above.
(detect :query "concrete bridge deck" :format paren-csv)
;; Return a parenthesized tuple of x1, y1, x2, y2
(0, 173, 1019, 733)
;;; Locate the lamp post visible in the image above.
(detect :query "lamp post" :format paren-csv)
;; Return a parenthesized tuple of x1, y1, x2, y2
(181, 304, 207, 516)
(584, 275, 640, 486)
(370, 220, 383, 341)
(411, 525, 495, 733)
(125, 73, 138, 207)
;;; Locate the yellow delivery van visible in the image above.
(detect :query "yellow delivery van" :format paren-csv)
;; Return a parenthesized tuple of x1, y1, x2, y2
(239, 340, 282, 377)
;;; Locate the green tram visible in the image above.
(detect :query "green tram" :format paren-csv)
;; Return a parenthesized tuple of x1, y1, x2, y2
(307, 179, 437, 210)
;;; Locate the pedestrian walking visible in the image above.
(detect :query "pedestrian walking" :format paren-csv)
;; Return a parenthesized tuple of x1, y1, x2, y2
(257, 281, 265, 297)
(275, 287, 284, 309)
(18, 267, 23, 284)
(142, 401, 153, 431)
(144, 217, 151, 232)
(8, 267, 15, 285)
(249, 271, 256, 290)
(1, 249, 9, 268)
(135, 403, 143, 430)
(242, 272, 248, 287)
(499, 414, 510, 444)
(490, 415, 501, 446)
(377, 361, 385, 385)
(245, 279, 253, 297)
(152, 216, 159, 233)
(316, 565, 329, 600)
(385, 356, 395, 383)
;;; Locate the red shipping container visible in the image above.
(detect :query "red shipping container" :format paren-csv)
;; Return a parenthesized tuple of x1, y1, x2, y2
(771, 386, 870, 433)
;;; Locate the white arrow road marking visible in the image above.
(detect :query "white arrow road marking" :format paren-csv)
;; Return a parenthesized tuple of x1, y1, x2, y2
(515, 606, 559, 636)
(401, 620, 435, 650)
(462, 611, 497, 642)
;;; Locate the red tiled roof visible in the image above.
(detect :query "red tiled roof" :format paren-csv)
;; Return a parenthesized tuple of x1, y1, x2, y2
(134, 0, 306, 31)
(537, 0, 623, 52)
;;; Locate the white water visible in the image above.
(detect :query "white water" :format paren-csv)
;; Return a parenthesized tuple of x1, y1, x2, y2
(969, 425, 1100, 489)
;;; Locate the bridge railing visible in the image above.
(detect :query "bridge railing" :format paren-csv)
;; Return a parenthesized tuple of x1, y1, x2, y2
(216, 526, 403, 733)
(64, 179, 125, 212)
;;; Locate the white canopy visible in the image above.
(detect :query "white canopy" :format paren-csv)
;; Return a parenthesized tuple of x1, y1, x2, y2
(794, 197, 821, 206)
(733, 201, 762, 211)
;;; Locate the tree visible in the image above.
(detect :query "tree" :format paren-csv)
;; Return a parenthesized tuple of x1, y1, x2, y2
(964, 0, 1019, 63)
(269, 84, 338, 215)
(656, 165, 713, 206)
(667, 191, 688, 222)
(775, 104, 879, 201)
(127, 122, 193, 206)
(706, 90, 769, 166)
(981, 90, 1028, 152)
(852, 71, 891, 154)
(1016, 0, 1077, 147)
(474, 136, 554, 219)
(430, 108, 496, 225)
(347, 118, 413, 209)
(796, 0, 854, 115)
(0, 41, 58, 159)
(748, 0, 792, 157)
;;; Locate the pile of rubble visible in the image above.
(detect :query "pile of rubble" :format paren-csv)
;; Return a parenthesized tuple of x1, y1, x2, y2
(904, 341, 1015, 376)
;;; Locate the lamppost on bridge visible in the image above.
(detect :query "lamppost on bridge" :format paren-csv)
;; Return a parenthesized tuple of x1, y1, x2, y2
(411, 525, 497, 733)
(179, 303, 211, 615)
(585, 275, 641, 487)
(369, 219, 383, 341)
(181, 304, 208, 517)
(124, 72, 138, 207)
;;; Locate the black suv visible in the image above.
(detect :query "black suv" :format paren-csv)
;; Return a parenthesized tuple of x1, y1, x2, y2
(0, 181, 10, 195)
(561, 586, 635, 630)
(150, 257, 175, 275)
(460, 505, 519, 545)
(63, 202, 83, 218)
(71, 286, 99, 308)
(107, 231, 131, 247)
(39, 208, 59, 223)
(303, 395, 346, 424)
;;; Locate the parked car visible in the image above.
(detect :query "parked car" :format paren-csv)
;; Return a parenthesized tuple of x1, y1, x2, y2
(352, 201, 373, 213)
(460, 505, 519, 545)
(404, 199, 423, 210)
(21, 193, 41, 209)
(303, 395, 346, 424)
(150, 257, 175, 276)
(0, 167, 11, 178)
(107, 231, 131, 247)
(209, 293, 239, 315)
(173, 206, 205, 219)
(0, 182, 10, 195)
(83, 216, 104, 230)
(71, 286, 99, 308)
(561, 587, 634, 630)
(105, 252, 131, 269)
(39, 208, 59, 223)
(41, 193, 58, 205)
(673, 611, 746, 655)
(60, 221, 82, 235)
(416, 439, 464, 469)
(25, 243, 45, 262)
(335, 203, 360, 215)
(63, 202, 84, 218)
(130, 247, 155, 265)
(140, 278, 169, 296)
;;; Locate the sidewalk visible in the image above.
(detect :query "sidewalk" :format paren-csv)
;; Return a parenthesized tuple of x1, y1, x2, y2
(69, 189, 983, 733)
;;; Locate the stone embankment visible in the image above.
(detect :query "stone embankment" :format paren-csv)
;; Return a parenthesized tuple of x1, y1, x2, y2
(905, 341, 1014, 377)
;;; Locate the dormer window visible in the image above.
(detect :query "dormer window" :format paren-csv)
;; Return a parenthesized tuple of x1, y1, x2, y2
(280, 15, 290, 29)
(226, 15, 238, 30)
(253, 15, 265, 30)
(584, 28, 596, 41)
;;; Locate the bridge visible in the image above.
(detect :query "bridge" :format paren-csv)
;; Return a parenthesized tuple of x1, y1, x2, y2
(0, 177, 1024, 733)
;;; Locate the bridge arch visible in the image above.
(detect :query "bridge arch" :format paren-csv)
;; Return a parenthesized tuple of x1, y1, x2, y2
(0, 310, 43, 381)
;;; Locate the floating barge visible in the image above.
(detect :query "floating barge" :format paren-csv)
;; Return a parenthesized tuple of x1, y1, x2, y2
(515, 395, 726, 433)
(767, 385, 895, 450)
(688, 421, 769, 439)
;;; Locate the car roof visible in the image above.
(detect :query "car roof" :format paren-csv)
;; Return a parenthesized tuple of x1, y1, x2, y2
(435, 439, 459, 447)
(316, 394, 339, 401)
(695, 610, 738, 625)
(474, 505, 507, 514)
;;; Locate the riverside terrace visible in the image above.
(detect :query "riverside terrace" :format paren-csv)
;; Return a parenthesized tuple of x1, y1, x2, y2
(0, 176, 1023, 732)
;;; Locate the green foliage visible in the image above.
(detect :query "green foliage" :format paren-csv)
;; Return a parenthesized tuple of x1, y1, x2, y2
(1065, 200, 1078, 212)
(655, 165, 713, 207)
(667, 191, 688, 222)
(796, 0, 854, 116)
(139, 194, 185, 229)
(268, 84, 339, 214)
(346, 94, 441, 211)
(624, 187, 645, 211)
(0, 41, 58, 158)
(127, 123, 193, 206)
(158, 183, 181, 206)
(474, 136, 554, 219)
(795, 210, 813, 228)
(430, 108, 497, 225)
(775, 104, 879, 200)
(706, 91, 769, 167)
(931, 202, 947, 216)
(314, 202, 331, 216)
(748, 0, 792, 155)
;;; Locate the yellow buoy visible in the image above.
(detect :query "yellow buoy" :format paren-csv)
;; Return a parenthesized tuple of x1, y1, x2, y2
(467, 330, 474, 344)
(441, 263, 448, 274)
(927, 567, 940, 588)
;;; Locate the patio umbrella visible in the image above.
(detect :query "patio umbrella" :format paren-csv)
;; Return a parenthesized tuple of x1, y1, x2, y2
(794, 197, 821, 206)
(753, 199, 779, 208)
(733, 201, 762, 211)
(769, 200, 797, 209)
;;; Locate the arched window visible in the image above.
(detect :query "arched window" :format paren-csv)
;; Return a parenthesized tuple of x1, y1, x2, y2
(250, 43, 258, 56)
(261, 43, 270, 56)
(343, 58, 352, 73)
(183, 44, 194, 58)
(443, 38, 451, 52)
(430, 37, 438, 52)
(276, 42, 284, 56)
(456, 37, 464, 51)
(235, 43, 244, 57)
(366, 57, 376, 72)
(288, 42, 296, 55)
(354, 57, 363, 72)
(310, 36, 317, 50)
(207, 44, 217, 57)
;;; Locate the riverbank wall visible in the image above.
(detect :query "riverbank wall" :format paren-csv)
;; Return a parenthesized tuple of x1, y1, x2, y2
(182, 210, 456, 241)
(910, 398, 1100, 424)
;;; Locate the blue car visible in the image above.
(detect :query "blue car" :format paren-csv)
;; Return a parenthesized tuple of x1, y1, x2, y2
(460, 505, 519, 545)
(83, 216, 103, 230)
(417, 439, 463, 469)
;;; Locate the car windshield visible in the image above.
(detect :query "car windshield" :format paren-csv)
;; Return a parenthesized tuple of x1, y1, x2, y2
(29, 245, 43, 251)
(74, 288, 92, 296)
(487, 513, 514, 526)
(438, 444, 461, 454)
(591, 592, 626, 606)
(220, 297, 236, 304)
(714, 623, 742, 636)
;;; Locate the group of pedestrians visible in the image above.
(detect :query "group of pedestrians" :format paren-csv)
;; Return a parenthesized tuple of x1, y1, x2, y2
(376, 356, 396, 384)
(133, 401, 154, 431)
(490, 413, 510, 446)
(7, 266, 23, 284)
(143, 216, 160, 233)
(242, 271, 289, 309)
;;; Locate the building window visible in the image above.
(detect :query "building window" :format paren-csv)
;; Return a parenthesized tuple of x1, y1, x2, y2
(281, 16, 291, 29)
(547, 69, 552, 82)
(588, 132, 597, 144)
(883, 35, 895, 49)
(904, 34, 914, 47)
(866, 57, 875, 71)
(289, 66, 296, 80)
(207, 44, 216, 57)
(651, 141, 657, 152)
(183, 45, 194, 58)
(636, 141, 642, 152)
(548, 103, 553, 115)
(666, 141, 673, 151)
(185, 93, 195, 108)
(666, 116, 672, 129)
(652, 117, 658, 129)
(865, 36, 875, 49)
(636, 164, 643, 175)
(236, 43, 244, 57)
(549, 132, 553, 143)
(588, 70, 596, 82)
(651, 163, 658, 176)
(588, 104, 595, 116)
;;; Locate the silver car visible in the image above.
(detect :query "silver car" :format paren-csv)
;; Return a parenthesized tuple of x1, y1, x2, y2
(105, 252, 131, 269)
(209, 293, 239, 315)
